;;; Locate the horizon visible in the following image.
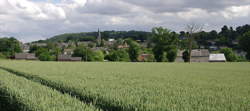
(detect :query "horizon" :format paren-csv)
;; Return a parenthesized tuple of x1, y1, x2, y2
(0, 0, 250, 42)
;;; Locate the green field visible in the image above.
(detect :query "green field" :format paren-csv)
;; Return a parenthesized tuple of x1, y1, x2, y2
(0, 61, 250, 111)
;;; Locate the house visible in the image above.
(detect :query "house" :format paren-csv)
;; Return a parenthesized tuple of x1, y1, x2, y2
(31, 43, 47, 47)
(209, 54, 226, 62)
(21, 43, 30, 53)
(63, 49, 74, 55)
(57, 43, 69, 48)
(77, 41, 92, 46)
(15, 53, 37, 60)
(117, 42, 129, 49)
(138, 54, 154, 62)
(107, 39, 116, 46)
(57, 55, 82, 61)
(175, 49, 210, 62)
(209, 45, 219, 51)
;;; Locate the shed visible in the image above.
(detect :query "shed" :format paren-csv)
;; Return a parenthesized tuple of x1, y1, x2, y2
(209, 54, 226, 62)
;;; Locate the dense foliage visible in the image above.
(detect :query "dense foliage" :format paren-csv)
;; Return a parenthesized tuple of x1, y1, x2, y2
(35, 31, 152, 43)
(239, 31, 250, 60)
(126, 39, 141, 62)
(105, 49, 130, 62)
(220, 48, 237, 62)
(0, 37, 22, 58)
(152, 27, 178, 62)
(73, 46, 104, 61)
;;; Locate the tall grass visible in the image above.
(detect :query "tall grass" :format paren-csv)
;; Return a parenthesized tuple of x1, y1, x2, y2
(0, 61, 250, 111)
(0, 69, 100, 111)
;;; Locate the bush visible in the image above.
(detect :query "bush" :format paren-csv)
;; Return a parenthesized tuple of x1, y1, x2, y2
(236, 56, 248, 62)
(89, 50, 104, 61)
(105, 49, 130, 62)
(220, 48, 237, 62)
(182, 50, 190, 62)
(38, 52, 52, 61)
(0, 53, 7, 59)
(166, 48, 177, 62)
(239, 31, 250, 60)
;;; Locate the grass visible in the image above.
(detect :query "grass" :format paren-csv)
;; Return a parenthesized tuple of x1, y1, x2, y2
(0, 60, 250, 111)
(0, 68, 100, 111)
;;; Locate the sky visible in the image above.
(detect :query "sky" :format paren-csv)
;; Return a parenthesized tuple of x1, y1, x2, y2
(0, 0, 250, 42)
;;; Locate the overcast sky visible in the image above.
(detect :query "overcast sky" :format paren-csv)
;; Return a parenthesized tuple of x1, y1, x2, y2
(0, 0, 250, 42)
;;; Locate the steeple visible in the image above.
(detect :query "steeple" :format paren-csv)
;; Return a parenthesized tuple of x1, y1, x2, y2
(97, 28, 101, 46)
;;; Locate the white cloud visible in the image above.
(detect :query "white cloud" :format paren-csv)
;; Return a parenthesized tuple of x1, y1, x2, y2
(0, 0, 250, 42)
(3, 0, 66, 20)
(221, 5, 250, 19)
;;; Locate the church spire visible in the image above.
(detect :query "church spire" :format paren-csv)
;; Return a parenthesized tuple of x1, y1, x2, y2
(97, 28, 102, 46)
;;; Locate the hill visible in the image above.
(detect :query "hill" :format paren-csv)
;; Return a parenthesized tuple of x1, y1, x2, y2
(34, 30, 152, 43)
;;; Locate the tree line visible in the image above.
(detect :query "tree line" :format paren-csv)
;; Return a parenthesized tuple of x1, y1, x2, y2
(0, 24, 250, 62)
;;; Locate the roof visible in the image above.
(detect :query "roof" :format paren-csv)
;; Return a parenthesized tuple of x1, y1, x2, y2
(57, 55, 82, 61)
(58, 55, 71, 61)
(209, 54, 226, 62)
(191, 49, 209, 57)
(177, 49, 209, 57)
(15, 53, 37, 60)
(70, 57, 82, 61)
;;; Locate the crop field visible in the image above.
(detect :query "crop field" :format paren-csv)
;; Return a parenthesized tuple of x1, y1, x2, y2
(0, 61, 250, 111)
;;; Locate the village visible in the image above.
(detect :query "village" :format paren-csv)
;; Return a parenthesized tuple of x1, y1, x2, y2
(13, 28, 248, 63)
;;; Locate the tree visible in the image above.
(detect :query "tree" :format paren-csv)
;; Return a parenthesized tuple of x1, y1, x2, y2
(126, 39, 141, 62)
(29, 45, 41, 53)
(88, 50, 104, 61)
(167, 47, 177, 62)
(73, 45, 88, 61)
(105, 49, 130, 62)
(186, 23, 203, 63)
(35, 48, 48, 57)
(152, 27, 178, 62)
(220, 48, 237, 62)
(73, 45, 104, 61)
(182, 50, 190, 62)
(38, 51, 52, 61)
(0, 37, 22, 58)
(239, 31, 250, 60)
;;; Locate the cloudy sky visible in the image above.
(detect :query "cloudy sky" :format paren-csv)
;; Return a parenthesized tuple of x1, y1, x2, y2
(0, 0, 250, 42)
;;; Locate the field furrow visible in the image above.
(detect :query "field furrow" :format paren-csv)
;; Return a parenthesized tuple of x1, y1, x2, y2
(0, 69, 100, 111)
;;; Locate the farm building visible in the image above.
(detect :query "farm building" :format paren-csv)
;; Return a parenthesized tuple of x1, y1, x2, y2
(209, 54, 226, 62)
(57, 55, 82, 61)
(175, 49, 210, 62)
(15, 53, 37, 60)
